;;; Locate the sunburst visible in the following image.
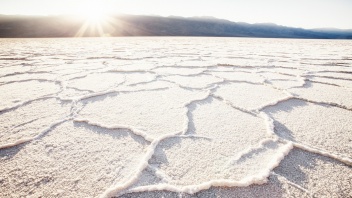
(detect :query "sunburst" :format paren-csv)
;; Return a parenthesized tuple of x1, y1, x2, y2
(74, 0, 114, 37)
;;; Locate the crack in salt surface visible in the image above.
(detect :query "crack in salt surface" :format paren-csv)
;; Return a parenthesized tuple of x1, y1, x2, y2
(73, 119, 154, 143)
(271, 172, 313, 197)
(211, 94, 257, 116)
(292, 142, 352, 166)
(0, 118, 69, 150)
(296, 97, 352, 111)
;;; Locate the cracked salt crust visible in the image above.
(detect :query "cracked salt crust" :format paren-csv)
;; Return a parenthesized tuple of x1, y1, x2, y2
(153, 67, 206, 76)
(288, 81, 352, 109)
(0, 38, 351, 198)
(67, 73, 125, 92)
(0, 80, 61, 111)
(78, 87, 208, 140)
(213, 82, 291, 111)
(0, 121, 149, 197)
(162, 74, 223, 89)
(308, 76, 352, 88)
(0, 98, 71, 148)
(209, 71, 265, 84)
(264, 98, 352, 159)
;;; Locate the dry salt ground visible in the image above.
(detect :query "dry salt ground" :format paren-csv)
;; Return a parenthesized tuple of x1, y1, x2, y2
(0, 37, 351, 198)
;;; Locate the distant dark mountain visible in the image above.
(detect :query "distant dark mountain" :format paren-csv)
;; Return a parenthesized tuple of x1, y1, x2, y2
(310, 28, 352, 39)
(0, 14, 351, 39)
(312, 27, 352, 33)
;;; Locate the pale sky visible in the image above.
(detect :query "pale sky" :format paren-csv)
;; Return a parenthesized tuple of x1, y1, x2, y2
(0, 0, 351, 29)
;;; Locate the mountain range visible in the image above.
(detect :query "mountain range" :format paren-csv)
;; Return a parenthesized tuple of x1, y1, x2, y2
(0, 14, 351, 39)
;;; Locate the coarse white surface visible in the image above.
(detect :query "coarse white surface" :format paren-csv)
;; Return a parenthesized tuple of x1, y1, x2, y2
(264, 99, 352, 158)
(289, 81, 352, 109)
(213, 82, 291, 111)
(0, 37, 351, 198)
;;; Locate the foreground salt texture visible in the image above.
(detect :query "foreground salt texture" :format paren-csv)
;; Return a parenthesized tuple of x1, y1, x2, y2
(0, 38, 351, 198)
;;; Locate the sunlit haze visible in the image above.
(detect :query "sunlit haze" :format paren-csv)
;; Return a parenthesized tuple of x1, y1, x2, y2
(0, 0, 351, 29)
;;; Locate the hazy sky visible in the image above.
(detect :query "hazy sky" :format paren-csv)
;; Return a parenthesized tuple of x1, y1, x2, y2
(0, 0, 351, 29)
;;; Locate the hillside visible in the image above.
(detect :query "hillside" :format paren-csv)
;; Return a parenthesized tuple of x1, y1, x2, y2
(0, 14, 351, 39)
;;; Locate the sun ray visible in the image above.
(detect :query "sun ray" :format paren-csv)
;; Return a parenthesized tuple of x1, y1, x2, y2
(74, 0, 113, 37)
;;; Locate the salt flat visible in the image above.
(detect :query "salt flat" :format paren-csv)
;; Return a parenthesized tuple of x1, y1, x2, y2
(0, 37, 351, 198)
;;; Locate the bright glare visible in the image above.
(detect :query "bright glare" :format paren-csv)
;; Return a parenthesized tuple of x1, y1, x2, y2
(73, 0, 115, 37)
(77, 0, 109, 24)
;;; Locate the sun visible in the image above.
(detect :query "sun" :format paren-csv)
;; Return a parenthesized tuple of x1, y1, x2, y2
(74, 0, 114, 37)
(77, 0, 109, 24)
